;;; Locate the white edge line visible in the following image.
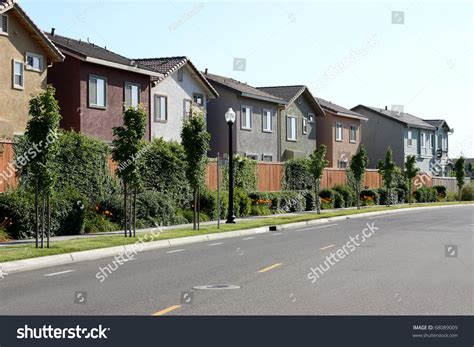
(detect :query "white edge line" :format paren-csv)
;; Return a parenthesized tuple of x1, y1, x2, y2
(271, 232, 283, 236)
(319, 244, 336, 250)
(166, 249, 185, 254)
(208, 242, 223, 246)
(298, 223, 338, 231)
(242, 237, 255, 240)
(43, 270, 75, 277)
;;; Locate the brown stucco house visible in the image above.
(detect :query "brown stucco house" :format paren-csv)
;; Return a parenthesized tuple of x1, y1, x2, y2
(46, 31, 162, 142)
(315, 98, 368, 168)
(0, 0, 64, 139)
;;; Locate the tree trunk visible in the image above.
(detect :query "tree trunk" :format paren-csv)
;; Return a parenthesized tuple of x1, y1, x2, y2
(35, 179, 39, 249)
(315, 179, 321, 215)
(124, 182, 128, 237)
(356, 182, 360, 210)
(193, 189, 197, 230)
(41, 189, 45, 249)
(388, 186, 391, 207)
(128, 189, 133, 237)
(197, 186, 200, 231)
(133, 189, 137, 238)
(47, 193, 51, 248)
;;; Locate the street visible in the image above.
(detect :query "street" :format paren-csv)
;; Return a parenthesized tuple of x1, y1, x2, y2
(1, 205, 472, 316)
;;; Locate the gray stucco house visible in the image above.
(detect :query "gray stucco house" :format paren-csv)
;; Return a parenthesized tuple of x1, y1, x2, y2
(423, 119, 453, 176)
(204, 72, 285, 161)
(257, 85, 325, 160)
(351, 105, 449, 175)
(135, 57, 218, 142)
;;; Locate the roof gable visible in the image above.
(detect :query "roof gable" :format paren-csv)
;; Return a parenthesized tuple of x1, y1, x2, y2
(353, 105, 435, 130)
(317, 98, 367, 120)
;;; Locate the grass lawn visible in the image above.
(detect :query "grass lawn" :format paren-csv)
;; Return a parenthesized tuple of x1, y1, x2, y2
(0, 201, 472, 263)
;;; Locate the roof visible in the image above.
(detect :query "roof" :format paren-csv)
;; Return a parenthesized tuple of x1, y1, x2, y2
(46, 32, 162, 77)
(316, 97, 368, 121)
(0, 0, 64, 62)
(257, 85, 325, 117)
(203, 72, 285, 104)
(423, 119, 452, 132)
(134, 57, 218, 97)
(352, 105, 435, 130)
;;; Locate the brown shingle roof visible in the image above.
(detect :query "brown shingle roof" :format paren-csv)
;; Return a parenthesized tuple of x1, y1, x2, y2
(353, 105, 435, 129)
(204, 73, 285, 104)
(317, 98, 366, 119)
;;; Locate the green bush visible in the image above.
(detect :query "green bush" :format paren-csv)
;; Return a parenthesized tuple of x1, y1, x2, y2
(460, 185, 474, 201)
(433, 185, 447, 199)
(332, 190, 345, 208)
(377, 188, 398, 206)
(0, 189, 34, 239)
(279, 191, 305, 213)
(137, 190, 177, 227)
(332, 185, 356, 208)
(360, 189, 378, 206)
(302, 190, 316, 211)
(283, 158, 313, 190)
(413, 187, 437, 203)
(84, 213, 120, 233)
(199, 189, 228, 220)
(319, 189, 334, 209)
(251, 204, 272, 216)
(222, 155, 258, 192)
(446, 191, 458, 202)
(234, 188, 252, 217)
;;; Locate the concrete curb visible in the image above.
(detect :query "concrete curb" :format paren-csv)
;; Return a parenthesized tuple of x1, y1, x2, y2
(0, 204, 469, 275)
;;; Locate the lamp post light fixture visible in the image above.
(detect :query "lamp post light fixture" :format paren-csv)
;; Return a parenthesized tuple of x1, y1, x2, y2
(225, 108, 236, 224)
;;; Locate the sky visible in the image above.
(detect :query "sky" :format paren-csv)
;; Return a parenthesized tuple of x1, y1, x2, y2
(21, 0, 473, 158)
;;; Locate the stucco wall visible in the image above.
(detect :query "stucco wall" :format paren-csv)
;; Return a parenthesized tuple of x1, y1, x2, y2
(0, 10, 49, 138)
(150, 64, 210, 142)
(280, 93, 317, 160)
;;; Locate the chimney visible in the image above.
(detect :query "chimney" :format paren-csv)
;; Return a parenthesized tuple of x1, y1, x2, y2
(204, 68, 208, 75)
(51, 28, 55, 37)
(385, 106, 388, 110)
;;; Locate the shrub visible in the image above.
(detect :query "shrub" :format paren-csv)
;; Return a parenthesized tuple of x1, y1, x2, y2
(433, 185, 447, 199)
(199, 189, 228, 220)
(251, 204, 272, 216)
(377, 188, 398, 206)
(319, 189, 334, 209)
(302, 190, 316, 211)
(332, 190, 345, 208)
(283, 158, 313, 190)
(84, 213, 120, 233)
(279, 191, 305, 213)
(137, 190, 176, 227)
(413, 187, 437, 203)
(394, 188, 406, 203)
(332, 185, 355, 207)
(222, 155, 258, 192)
(234, 188, 252, 217)
(360, 189, 378, 206)
(460, 185, 474, 201)
(0, 189, 35, 239)
(0, 224, 10, 242)
(446, 191, 458, 202)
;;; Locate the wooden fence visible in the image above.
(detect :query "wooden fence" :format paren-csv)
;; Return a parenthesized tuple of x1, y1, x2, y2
(0, 141, 17, 193)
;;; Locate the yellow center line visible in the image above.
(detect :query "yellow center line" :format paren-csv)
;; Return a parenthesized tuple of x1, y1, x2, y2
(152, 304, 182, 316)
(319, 244, 336, 250)
(258, 263, 282, 273)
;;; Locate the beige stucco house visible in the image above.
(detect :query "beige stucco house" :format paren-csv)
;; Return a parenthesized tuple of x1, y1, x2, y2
(0, 0, 64, 139)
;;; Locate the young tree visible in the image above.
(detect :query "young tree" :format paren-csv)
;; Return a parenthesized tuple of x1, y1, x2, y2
(24, 86, 61, 248)
(404, 155, 419, 205)
(181, 106, 210, 230)
(308, 145, 329, 214)
(454, 157, 466, 201)
(377, 147, 397, 207)
(349, 145, 369, 210)
(112, 105, 147, 237)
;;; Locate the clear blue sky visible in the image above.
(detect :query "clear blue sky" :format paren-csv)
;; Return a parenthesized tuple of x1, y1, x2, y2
(22, 0, 473, 157)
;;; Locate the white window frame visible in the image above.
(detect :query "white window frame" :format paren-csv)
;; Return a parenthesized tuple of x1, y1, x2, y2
(25, 52, 44, 72)
(12, 60, 24, 90)
(0, 14, 8, 36)
(193, 93, 204, 107)
(177, 67, 184, 82)
(241, 105, 252, 130)
(429, 133, 434, 149)
(302, 117, 308, 135)
(262, 109, 272, 133)
(154, 94, 168, 122)
(420, 132, 426, 149)
(124, 82, 141, 108)
(287, 115, 297, 141)
(88, 75, 107, 108)
(350, 124, 357, 143)
(308, 113, 315, 123)
(262, 154, 273, 162)
(335, 122, 343, 141)
(183, 98, 192, 119)
(338, 160, 348, 169)
(407, 129, 413, 147)
(246, 153, 258, 161)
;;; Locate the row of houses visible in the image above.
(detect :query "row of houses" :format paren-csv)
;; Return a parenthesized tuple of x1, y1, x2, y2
(0, 1, 453, 176)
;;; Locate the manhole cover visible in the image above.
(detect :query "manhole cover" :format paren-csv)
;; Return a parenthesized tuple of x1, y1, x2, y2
(192, 284, 241, 290)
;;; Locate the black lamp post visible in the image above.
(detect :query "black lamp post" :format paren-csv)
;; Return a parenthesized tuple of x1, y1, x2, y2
(225, 108, 236, 224)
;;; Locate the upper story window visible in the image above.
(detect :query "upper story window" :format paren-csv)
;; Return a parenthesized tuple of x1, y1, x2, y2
(338, 160, 348, 169)
(407, 129, 413, 147)
(420, 132, 426, 149)
(0, 14, 8, 35)
(89, 75, 107, 108)
(262, 109, 272, 132)
(124, 82, 140, 108)
(302, 117, 308, 135)
(262, 154, 273, 162)
(335, 122, 343, 141)
(177, 68, 184, 82)
(429, 133, 434, 148)
(241, 106, 252, 130)
(350, 124, 357, 143)
(308, 113, 314, 123)
(287, 115, 297, 141)
(26, 52, 43, 72)
(13, 60, 24, 89)
(154, 94, 167, 122)
(193, 93, 204, 107)
(183, 99, 192, 119)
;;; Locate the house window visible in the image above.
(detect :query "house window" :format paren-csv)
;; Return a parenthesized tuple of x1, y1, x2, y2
(177, 67, 184, 82)
(0, 14, 8, 35)
(308, 113, 314, 123)
(183, 99, 192, 119)
(407, 130, 413, 147)
(13, 60, 24, 89)
(429, 133, 434, 148)
(246, 154, 258, 161)
(262, 109, 272, 132)
(241, 106, 252, 130)
(124, 82, 140, 107)
(437, 134, 442, 150)
(287, 115, 297, 141)
(154, 95, 167, 122)
(262, 154, 273, 162)
(25, 53, 43, 72)
(88, 75, 106, 108)
(420, 132, 426, 149)
(350, 124, 357, 143)
(193, 93, 204, 107)
(338, 160, 348, 169)
(335, 122, 343, 141)
(302, 117, 308, 135)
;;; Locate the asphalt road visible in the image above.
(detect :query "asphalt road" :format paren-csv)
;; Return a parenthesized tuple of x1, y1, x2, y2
(0, 205, 472, 315)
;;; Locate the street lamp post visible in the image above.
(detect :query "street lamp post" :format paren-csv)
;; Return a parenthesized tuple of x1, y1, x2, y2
(225, 108, 236, 224)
